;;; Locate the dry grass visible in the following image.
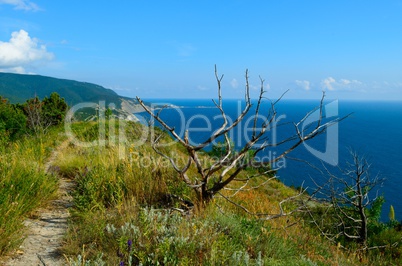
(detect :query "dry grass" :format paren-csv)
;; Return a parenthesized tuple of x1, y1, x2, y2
(0, 128, 62, 256)
(56, 121, 363, 265)
(4, 121, 390, 265)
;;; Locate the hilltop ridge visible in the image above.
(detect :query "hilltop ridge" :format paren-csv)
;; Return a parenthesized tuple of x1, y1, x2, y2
(0, 72, 124, 107)
(0, 72, 144, 120)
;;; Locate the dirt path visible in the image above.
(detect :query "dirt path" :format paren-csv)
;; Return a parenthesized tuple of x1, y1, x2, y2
(4, 140, 73, 266)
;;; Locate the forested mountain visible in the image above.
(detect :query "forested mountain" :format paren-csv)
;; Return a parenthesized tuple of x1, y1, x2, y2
(0, 72, 123, 107)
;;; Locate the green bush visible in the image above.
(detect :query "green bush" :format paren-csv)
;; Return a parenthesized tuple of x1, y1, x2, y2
(368, 228, 402, 263)
(42, 92, 68, 126)
(0, 96, 27, 140)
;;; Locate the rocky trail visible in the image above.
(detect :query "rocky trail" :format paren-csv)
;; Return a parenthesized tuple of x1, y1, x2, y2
(3, 140, 73, 266)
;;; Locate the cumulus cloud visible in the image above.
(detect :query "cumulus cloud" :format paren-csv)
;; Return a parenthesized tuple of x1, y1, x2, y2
(321, 77, 364, 91)
(0, 0, 40, 11)
(295, 80, 311, 91)
(0, 29, 54, 73)
(321, 77, 336, 91)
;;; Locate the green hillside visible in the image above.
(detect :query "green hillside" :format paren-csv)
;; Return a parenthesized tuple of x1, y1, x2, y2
(0, 72, 123, 107)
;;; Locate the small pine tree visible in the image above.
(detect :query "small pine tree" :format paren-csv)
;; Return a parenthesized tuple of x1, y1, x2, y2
(389, 205, 396, 221)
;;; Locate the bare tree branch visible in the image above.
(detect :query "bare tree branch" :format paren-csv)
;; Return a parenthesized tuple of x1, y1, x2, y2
(135, 66, 347, 218)
(304, 150, 385, 248)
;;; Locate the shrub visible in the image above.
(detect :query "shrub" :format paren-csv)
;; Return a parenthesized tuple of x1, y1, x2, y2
(0, 96, 26, 140)
(42, 92, 68, 126)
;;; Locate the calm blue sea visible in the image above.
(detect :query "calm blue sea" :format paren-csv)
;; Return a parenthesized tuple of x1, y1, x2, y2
(138, 99, 402, 221)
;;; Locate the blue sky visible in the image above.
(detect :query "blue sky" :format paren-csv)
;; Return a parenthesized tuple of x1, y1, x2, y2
(0, 0, 401, 100)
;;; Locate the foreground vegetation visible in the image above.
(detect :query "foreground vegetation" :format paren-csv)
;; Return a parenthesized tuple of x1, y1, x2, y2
(59, 121, 402, 265)
(1, 93, 402, 265)
(0, 128, 60, 255)
(58, 121, 349, 265)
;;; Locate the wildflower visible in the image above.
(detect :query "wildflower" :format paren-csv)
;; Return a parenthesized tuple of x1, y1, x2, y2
(127, 239, 132, 252)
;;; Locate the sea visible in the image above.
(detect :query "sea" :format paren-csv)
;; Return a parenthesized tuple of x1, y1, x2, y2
(136, 98, 402, 221)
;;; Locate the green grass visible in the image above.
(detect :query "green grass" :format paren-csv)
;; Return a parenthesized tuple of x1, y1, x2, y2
(1, 121, 401, 265)
(59, 121, 356, 265)
(0, 129, 61, 255)
(75, 207, 312, 265)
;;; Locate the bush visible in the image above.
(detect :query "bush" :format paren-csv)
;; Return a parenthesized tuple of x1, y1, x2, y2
(0, 96, 26, 140)
(368, 228, 402, 263)
(42, 92, 68, 126)
(19, 92, 68, 135)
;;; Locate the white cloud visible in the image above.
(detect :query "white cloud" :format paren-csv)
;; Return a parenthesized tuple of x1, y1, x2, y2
(295, 80, 311, 91)
(321, 77, 336, 91)
(321, 77, 364, 91)
(230, 78, 239, 88)
(0, 29, 54, 73)
(340, 79, 351, 85)
(340, 79, 362, 86)
(8, 66, 24, 73)
(0, 0, 40, 11)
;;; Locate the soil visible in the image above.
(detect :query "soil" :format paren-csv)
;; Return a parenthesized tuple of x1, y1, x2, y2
(2, 140, 73, 266)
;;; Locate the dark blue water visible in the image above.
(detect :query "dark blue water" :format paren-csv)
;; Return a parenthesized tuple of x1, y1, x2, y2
(137, 99, 402, 221)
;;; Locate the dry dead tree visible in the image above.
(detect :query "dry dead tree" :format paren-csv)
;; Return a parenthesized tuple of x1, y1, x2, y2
(136, 66, 345, 216)
(304, 150, 385, 248)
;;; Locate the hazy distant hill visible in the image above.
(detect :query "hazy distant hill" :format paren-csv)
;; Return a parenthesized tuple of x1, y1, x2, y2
(0, 72, 124, 107)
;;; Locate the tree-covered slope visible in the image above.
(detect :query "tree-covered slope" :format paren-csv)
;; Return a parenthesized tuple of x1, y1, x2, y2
(0, 72, 123, 107)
